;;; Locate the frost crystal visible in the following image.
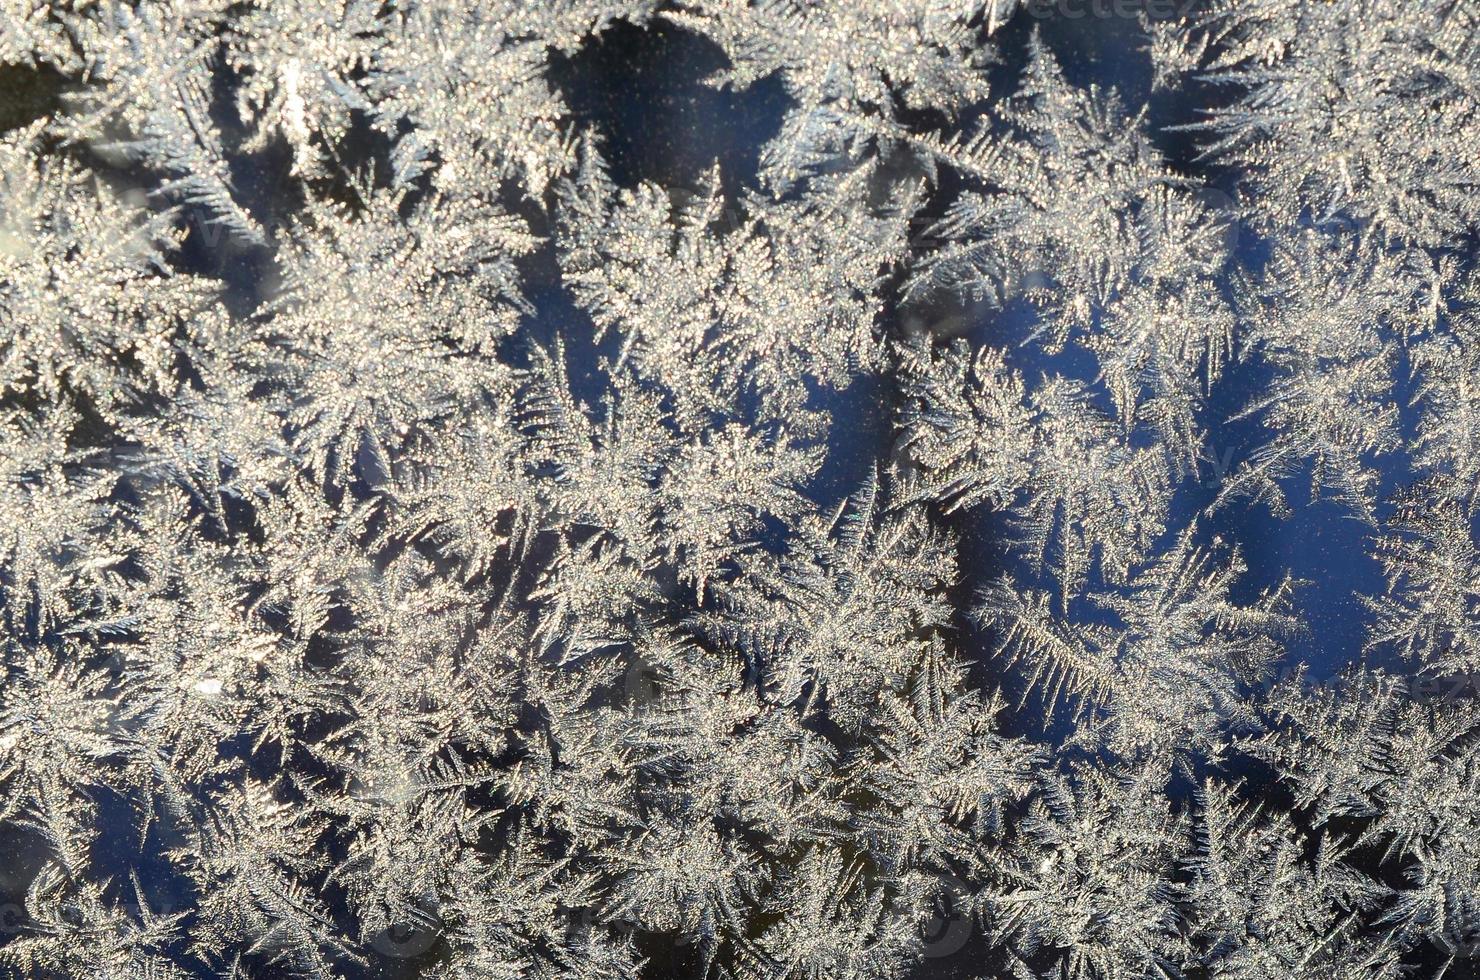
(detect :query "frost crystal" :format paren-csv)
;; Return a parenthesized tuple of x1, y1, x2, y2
(2, 2, 1479, 978)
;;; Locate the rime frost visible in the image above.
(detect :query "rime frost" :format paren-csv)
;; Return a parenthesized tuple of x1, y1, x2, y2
(1, 1, 1479, 979)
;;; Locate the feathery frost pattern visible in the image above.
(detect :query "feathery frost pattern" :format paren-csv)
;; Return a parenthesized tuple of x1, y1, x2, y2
(1, 1, 1479, 979)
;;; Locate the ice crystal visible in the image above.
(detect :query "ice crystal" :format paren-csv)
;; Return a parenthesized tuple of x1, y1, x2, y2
(2, 2, 1480, 979)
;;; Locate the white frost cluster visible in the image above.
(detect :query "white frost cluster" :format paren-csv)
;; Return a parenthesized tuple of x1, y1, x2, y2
(1, 1, 1480, 979)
